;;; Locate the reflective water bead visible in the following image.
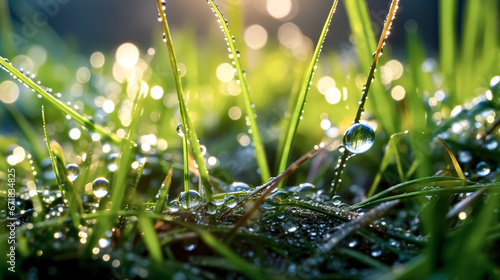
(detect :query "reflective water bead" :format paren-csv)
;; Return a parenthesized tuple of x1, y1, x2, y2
(476, 161, 490, 177)
(228, 182, 250, 192)
(176, 123, 184, 137)
(66, 164, 80, 181)
(168, 200, 180, 212)
(92, 177, 109, 198)
(343, 123, 375, 154)
(179, 190, 202, 208)
(225, 195, 238, 208)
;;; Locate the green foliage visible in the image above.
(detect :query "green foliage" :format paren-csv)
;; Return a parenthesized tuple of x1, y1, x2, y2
(0, 0, 499, 279)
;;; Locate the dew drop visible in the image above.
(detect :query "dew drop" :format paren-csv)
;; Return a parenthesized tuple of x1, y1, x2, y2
(476, 161, 490, 177)
(179, 190, 202, 208)
(92, 177, 109, 198)
(66, 164, 80, 182)
(168, 200, 180, 212)
(228, 182, 250, 192)
(343, 123, 375, 154)
(331, 195, 342, 206)
(176, 123, 184, 137)
(225, 195, 238, 208)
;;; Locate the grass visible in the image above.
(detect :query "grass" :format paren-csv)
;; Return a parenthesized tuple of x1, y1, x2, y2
(0, 0, 499, 279)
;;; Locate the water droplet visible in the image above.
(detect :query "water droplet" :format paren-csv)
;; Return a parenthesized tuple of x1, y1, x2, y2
(179, 190, 202, 208)
(176, 123, 184, 137)
(168, 200, 180, 212)
(267, 191, 289, 204)
(183, 239, 198, 252)
(225, 195, 238, 208)
(458, 151, 472, 163)
(331, 195, 341, 206)
(343, 123, 375, 154)
(298, 183, 315, 192)
(348, 239, 358, 248)
(228, 182, 250, 192)
(476, 161, 490, 177)
(206, 202, 218, 215)
(107, 153, 119, 172)
(92, 177, 109, 198)
(66, 164, 80, 181)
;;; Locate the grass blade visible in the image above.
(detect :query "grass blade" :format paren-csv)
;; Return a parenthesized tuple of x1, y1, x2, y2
(277, 0, 340, 186)
(155, 0, 213, 200)
(439, 0, 457, 98)
(332, 0, 400, 195)
(437, 138, 465, 181)
(137, 215, 164, 267)
(154, 166, 173, 215)
(206, 0, 270, 183)
(0, 57, 125, 146)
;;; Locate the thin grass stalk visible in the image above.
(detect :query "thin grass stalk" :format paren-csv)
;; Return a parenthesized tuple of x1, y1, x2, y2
(206, 0, 270, 183)
(331, 0, 400, 196)
(155, 0, 213, 200)
(182, 131, 190, 206)
(0, 0, 14, 58)
(277, 0, 339, 188)
(439, 0, 457, 98)
(0, 58, 124, 146)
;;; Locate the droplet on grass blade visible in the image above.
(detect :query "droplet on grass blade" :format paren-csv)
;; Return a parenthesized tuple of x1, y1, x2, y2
(92, 177, 109, 198)
(476, 161, 490, 177)
(66, 164, 80, 181)
(179, 190, 202, 208)
(343, 123, 375, 154)
(176, 123, 184, 137)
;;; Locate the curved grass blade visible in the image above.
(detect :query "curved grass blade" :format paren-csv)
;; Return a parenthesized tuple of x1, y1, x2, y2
(437, 138, 466, 181)
(155, 0, 213, 200)
(331, 0, 400, 196)
(277, 0, 339, 188)
(0, 57, 125, 146)
(137, 215, 164, 267)
(206, 0, 270, 183)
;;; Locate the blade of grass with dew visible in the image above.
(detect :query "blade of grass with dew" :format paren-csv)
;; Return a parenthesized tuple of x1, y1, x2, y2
(84, 78, 144, 258)
(154, 166, 173, 215)
(206, 0, 270, 183)
(137, 215, 164, 267)
(332, 0, 400, 195)
(352, 183, 499, 208)
(0, 58, 125, 146)
(277, 0, 339, 187)
(26, 152, 45, 222)
(155, 0, 213, 200)
(42, 106, 81, 228)
(343, 0, 398, 135)
(439, 0, 457, 99)
(182, 130, 190, 206)
(349, 176, 469, 209)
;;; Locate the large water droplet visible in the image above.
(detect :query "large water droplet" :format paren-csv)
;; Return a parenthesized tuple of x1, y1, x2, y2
(228, 182, 250, 192)
(66, 164, 80, 181)
(224, 195, 238, 208)
(92, 177, 109, 198)
(176, 123, 184, 137)
(476, 161, 490, 177)
(168, 200, 180, 212)
(179, 190, 202, 208)
(343, 123, 375, 154)
(331, 195, 342, 206)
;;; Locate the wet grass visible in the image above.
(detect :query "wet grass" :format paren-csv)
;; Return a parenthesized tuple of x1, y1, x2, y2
(0, 0, 499, 279)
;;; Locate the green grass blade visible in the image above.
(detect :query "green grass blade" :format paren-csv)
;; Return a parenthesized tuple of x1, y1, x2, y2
(84, 80, 144, 258)
(41, 106, 64, 190)
(439, 0, 457, 98)
(0, 57, 125, 146)
(367, 131, 407, 197)
(155, 0, 213, 200)
(343, 0, 398, 134)
(182, 129, 190, 206)
(138, 215, 164, 267)
(277, 0, 340, 185)
(206, 0, 270, 183)
(154, 166, 173, 215)
(0, 0, 14, 58)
